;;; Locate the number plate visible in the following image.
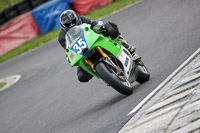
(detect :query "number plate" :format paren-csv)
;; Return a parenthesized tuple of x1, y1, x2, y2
(70, 33, 88, 55)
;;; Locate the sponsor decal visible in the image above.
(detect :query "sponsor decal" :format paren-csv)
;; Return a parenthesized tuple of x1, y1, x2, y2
(70, 53, 74, 60)
(125, 57, 129, 67)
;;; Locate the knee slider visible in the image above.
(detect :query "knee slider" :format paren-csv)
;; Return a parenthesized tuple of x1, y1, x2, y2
(77, 67, 92, 82)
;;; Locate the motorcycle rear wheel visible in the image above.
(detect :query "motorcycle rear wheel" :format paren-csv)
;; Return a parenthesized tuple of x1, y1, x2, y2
(95, 62, 133, 96)
(136, 60, 150, 84)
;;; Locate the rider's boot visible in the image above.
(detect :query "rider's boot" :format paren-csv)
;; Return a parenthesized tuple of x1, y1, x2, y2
(77, 66, 93, 82)
(114, 35, 136, 54)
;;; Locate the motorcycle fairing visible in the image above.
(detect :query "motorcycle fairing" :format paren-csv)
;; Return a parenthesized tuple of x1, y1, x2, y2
(116, 46, 134, 79)
(69, 31, 89, 56)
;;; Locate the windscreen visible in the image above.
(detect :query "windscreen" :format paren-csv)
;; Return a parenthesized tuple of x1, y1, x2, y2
(65, 25, 83, 48)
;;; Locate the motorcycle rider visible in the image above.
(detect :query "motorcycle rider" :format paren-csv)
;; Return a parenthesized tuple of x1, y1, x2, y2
(58, 9, 136, 82)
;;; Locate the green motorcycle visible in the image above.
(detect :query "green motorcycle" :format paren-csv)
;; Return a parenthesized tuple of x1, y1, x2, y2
(65, 24, 150, 95)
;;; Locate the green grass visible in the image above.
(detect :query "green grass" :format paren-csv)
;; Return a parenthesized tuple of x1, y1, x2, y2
(0, 0, 22, 12)
(0, 0, 139, 63)
(0, 82, 6, 90)
(85, 0, 138, 19)
(0, 29, 60, 63)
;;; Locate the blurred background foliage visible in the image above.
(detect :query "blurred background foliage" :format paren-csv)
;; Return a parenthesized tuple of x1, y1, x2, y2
(0, 0, 22, 11)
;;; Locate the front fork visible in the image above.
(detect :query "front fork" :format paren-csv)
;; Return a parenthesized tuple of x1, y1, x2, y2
(96, 47, 111, 60)
(85, 47, 123, 75)
(85, 46, 114, 69)
(84, 47, 108, 70)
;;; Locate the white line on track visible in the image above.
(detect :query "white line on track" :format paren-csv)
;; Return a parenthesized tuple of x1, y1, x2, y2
(128, 47, 200, 115)
(0, 75, 21, 92)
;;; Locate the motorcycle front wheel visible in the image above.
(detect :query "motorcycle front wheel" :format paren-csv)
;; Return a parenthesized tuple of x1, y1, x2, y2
(95, 62, 133, 96)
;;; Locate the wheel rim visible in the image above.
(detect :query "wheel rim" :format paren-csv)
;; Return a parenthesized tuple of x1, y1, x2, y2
(108, 65, 132, 88)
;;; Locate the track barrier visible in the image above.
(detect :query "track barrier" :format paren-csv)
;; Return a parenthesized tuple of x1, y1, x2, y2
(0, 0, 113, 56)
(0, 12, 40, 56)
(72, 0, 113, 15)
(31, 0, 70, 34)
(0, 0, 49, 26)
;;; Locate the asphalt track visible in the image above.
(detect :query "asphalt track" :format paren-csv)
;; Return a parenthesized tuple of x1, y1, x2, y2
(0, 0, 200, 132)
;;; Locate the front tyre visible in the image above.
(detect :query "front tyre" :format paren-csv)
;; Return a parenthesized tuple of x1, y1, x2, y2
(95, 62, 133, 95)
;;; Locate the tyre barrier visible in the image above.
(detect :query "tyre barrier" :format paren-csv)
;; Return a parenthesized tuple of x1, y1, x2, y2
(32, 0, 70, 34)
(17, 1, 33, 14)
(3, 5, 19, 23)
(0, 12, 40, 56)
(0, 0, 113, 56)
(72, 0, 113, 15)
(0, 0, 49, 26)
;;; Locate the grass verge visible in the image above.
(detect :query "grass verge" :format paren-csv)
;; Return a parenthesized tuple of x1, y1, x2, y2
(0, 82, 6, 90)
(0, 0, 22, 12)
(0, 0, 139, 63)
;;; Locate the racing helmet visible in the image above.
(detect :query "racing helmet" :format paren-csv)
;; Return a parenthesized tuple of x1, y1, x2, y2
(60, 10, 82, 31)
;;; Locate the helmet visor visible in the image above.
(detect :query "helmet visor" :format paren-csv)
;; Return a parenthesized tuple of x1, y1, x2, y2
(63, 18, 76, 28)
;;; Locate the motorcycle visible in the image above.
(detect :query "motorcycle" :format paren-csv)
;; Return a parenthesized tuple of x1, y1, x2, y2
(65, 24, 150, 95)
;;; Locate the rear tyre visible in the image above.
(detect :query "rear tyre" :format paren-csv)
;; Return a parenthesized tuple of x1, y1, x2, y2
(136, 61, 150, 84)
(95, 62, 133, 95)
